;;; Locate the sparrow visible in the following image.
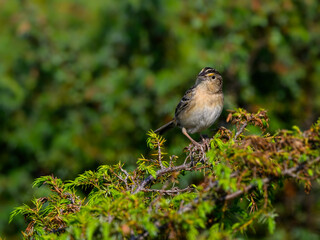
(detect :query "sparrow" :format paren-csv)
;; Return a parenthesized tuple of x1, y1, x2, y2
(154, 67, 224, 146)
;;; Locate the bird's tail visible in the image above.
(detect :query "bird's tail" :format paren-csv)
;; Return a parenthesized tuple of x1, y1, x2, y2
(154, 120, 175, 135)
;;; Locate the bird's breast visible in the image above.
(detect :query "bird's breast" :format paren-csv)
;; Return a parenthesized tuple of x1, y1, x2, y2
(177, 91, 223, 134)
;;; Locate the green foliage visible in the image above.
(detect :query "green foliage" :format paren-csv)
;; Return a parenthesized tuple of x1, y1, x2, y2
(10, 109, 320, 239)
(1, 0, 320, 238)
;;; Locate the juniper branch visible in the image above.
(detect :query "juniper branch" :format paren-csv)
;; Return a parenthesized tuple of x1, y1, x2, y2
(183, 156, 320, 212)
(132, 162, 194, 194)
(234, 121, 248, 140)
(142, 186, 193, 195)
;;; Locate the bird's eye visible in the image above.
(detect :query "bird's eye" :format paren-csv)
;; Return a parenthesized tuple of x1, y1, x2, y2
(211, 75, 216, 80)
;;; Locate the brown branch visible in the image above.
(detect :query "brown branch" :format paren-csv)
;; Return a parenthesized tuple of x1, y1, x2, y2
(143, 186, 193, 196)
(119, 165, 132, 191)
(111, 168, 129, 190)
(169, 155, 176, 168)
(158, 139, 165, 169)
(132, 162, 194, 194)
(234, 122, 248, 140)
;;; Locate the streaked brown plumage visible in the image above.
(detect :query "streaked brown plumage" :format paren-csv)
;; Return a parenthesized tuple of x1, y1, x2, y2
(154, 67, 224, 145)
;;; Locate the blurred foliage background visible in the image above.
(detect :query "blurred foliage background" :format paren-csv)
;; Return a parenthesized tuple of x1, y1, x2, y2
(1, 0, 320, 239)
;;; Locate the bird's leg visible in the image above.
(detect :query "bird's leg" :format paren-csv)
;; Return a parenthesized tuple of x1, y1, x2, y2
(182, 127, 202, 147)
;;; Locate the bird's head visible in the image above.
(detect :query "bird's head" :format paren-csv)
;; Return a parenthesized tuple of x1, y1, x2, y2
(195, 67, 223, 90)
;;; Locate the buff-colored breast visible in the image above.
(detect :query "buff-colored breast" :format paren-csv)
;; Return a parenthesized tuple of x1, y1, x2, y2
(177, 82, 223, 134)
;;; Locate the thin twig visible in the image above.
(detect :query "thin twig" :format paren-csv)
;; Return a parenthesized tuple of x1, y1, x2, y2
(234, 122, 248, 140)
(158, 139, 164, 169)
(143, 187, 193, 195)
(132, 162, 194, 194)
(119, 165, 133, 191)
(113, 172, 128, 190)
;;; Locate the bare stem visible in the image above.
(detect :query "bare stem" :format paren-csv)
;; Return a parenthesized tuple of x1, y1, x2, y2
(158, 139, 164, 169)
(132, 162, 194, 194)
(143, 187, 193, 196)
(234, 122, 248, 140)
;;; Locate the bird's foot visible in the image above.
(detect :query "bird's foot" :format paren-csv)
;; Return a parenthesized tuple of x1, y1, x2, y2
(200, 135, 211, 150)
(191, 140, 207, 156)
(191, 139, 202, 148)
(184, 141, 208, 165)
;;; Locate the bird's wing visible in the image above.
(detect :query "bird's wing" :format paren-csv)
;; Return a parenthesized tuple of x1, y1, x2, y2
(175, 85, 196, 117)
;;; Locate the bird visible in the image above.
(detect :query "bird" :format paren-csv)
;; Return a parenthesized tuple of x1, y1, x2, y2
(154, 67, 224, 146)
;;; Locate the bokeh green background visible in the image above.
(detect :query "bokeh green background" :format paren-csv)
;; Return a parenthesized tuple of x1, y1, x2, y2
(1, 0, 320, 239)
